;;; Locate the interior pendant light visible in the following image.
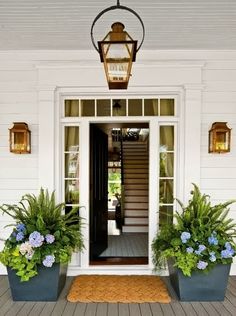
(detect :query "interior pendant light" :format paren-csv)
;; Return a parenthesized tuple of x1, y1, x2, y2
(91, 0, 145, 89)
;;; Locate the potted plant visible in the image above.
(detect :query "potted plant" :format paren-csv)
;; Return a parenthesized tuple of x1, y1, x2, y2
(152, 184, 236, 301)
(0, 189, 84, 301)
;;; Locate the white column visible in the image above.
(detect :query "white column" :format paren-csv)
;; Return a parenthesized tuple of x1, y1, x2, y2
(183, 85, 203, 201)
(38, 86, 56, 191)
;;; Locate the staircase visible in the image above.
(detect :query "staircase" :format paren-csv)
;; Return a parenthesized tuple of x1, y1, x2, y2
(122, 141, 149, 233)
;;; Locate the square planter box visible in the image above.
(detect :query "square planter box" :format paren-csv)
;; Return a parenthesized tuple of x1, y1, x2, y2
(168, 260, 231, 301)
(7, 263, 67, 301)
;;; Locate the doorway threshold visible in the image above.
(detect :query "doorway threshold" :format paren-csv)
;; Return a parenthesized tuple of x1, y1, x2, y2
(90, 257, 148, 265)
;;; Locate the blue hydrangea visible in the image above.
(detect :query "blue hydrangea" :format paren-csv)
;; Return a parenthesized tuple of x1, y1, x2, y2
(221, 242, 235, 258)
(209, 251, 216, 262)
(16, 231, 25, 241)
(197, 260, 208, 270)
(210, 254, 216, 262)
(45, 234, 55, 244)
(198, 244, 206, 252)
(225, 242, 233, 250)
(43, 255, 55, 267)
(195, 244, 206, 255)
(186, 247, 194, 253)
(208, 235, 218, 246)
(16, 223, 26, 233)
(29, 231, 44, 248)
(180, 232, 191, 243)
(221, 248, 235, 259)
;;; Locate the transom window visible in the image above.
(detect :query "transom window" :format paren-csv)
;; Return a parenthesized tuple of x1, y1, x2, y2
(64, 98, 175, 117)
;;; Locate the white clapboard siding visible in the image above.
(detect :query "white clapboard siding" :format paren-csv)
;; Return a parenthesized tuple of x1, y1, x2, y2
(202, 102, 236, 114)
(0, 70, 37, 82)
(201, 168, 236, 179)
(0, 178, 38, 190)
(0, 104, 39, 114)
(0, 58, 38, 218)
(201, 179, 236, 190)
(201, 62, 236, 221)
(203, 69, 236, 82)
(0, 113, 38, 125)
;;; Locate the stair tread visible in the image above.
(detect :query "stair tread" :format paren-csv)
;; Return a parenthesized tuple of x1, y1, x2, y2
(123, 224, 148, 227)
(125, 216, 148, 218)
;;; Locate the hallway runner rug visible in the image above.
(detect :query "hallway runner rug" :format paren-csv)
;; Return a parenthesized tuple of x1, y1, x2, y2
(67, 275, 171, 303)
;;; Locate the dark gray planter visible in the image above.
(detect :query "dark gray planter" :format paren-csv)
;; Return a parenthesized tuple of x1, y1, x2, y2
(7, 263, 67, 301)
(168, 260, 231, 301)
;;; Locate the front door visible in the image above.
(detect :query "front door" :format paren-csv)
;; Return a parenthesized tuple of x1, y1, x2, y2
(90, 124, 108, 260)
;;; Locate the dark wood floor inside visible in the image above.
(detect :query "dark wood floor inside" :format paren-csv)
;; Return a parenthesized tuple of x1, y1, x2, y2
(1, 275, 236, 315)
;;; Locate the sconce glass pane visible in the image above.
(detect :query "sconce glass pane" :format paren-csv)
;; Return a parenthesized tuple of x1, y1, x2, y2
(13, 132, 25, 151)
(215, 132, 228, 151)
(81, 100, 95, 116)
(112, 99, 126, 116)
(65, 179, 80, 204)
(65, 127, 79, 152)
(160, 126, 174, 151)
(159, 179, 174, 204)
(65, 100, 79, 117)
(97, 99, 111, 116)
(160, 153, 174, 177)
(65, 152, 79, 178)
(159, 205, 173, 226)
(144, 99, 158, 116)
(160, 99, 175, 116)
(128, 99, 142, 116)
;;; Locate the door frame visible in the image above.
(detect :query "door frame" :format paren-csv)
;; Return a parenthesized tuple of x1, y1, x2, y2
(54, 91, 186, 274)
(63, 116, 179, 271)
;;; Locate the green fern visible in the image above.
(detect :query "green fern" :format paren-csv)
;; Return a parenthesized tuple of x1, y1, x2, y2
(152, 184, 236, 276)
(0, 188, 84, 281)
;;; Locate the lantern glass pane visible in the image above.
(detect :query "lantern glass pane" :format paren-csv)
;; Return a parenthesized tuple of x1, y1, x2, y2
(107, 61, 129, 81)
(105, 43, 133, 59)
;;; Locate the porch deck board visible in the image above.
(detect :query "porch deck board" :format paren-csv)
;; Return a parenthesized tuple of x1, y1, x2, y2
(0, 276, 236, 316)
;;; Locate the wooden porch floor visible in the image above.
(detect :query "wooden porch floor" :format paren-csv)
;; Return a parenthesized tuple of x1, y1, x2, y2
(1, 275, 236, 316)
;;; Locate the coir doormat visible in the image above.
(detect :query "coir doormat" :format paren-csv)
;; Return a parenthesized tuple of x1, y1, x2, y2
(67, 275, 171, 303)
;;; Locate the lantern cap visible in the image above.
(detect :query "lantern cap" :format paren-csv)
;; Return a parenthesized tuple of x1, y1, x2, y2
(9, 122, 30, 131)
(111, 22, 125, 31)
(210, 122, 231, 129)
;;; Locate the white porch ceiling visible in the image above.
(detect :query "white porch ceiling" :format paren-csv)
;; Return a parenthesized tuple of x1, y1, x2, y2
(0, 0, 236, 50)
